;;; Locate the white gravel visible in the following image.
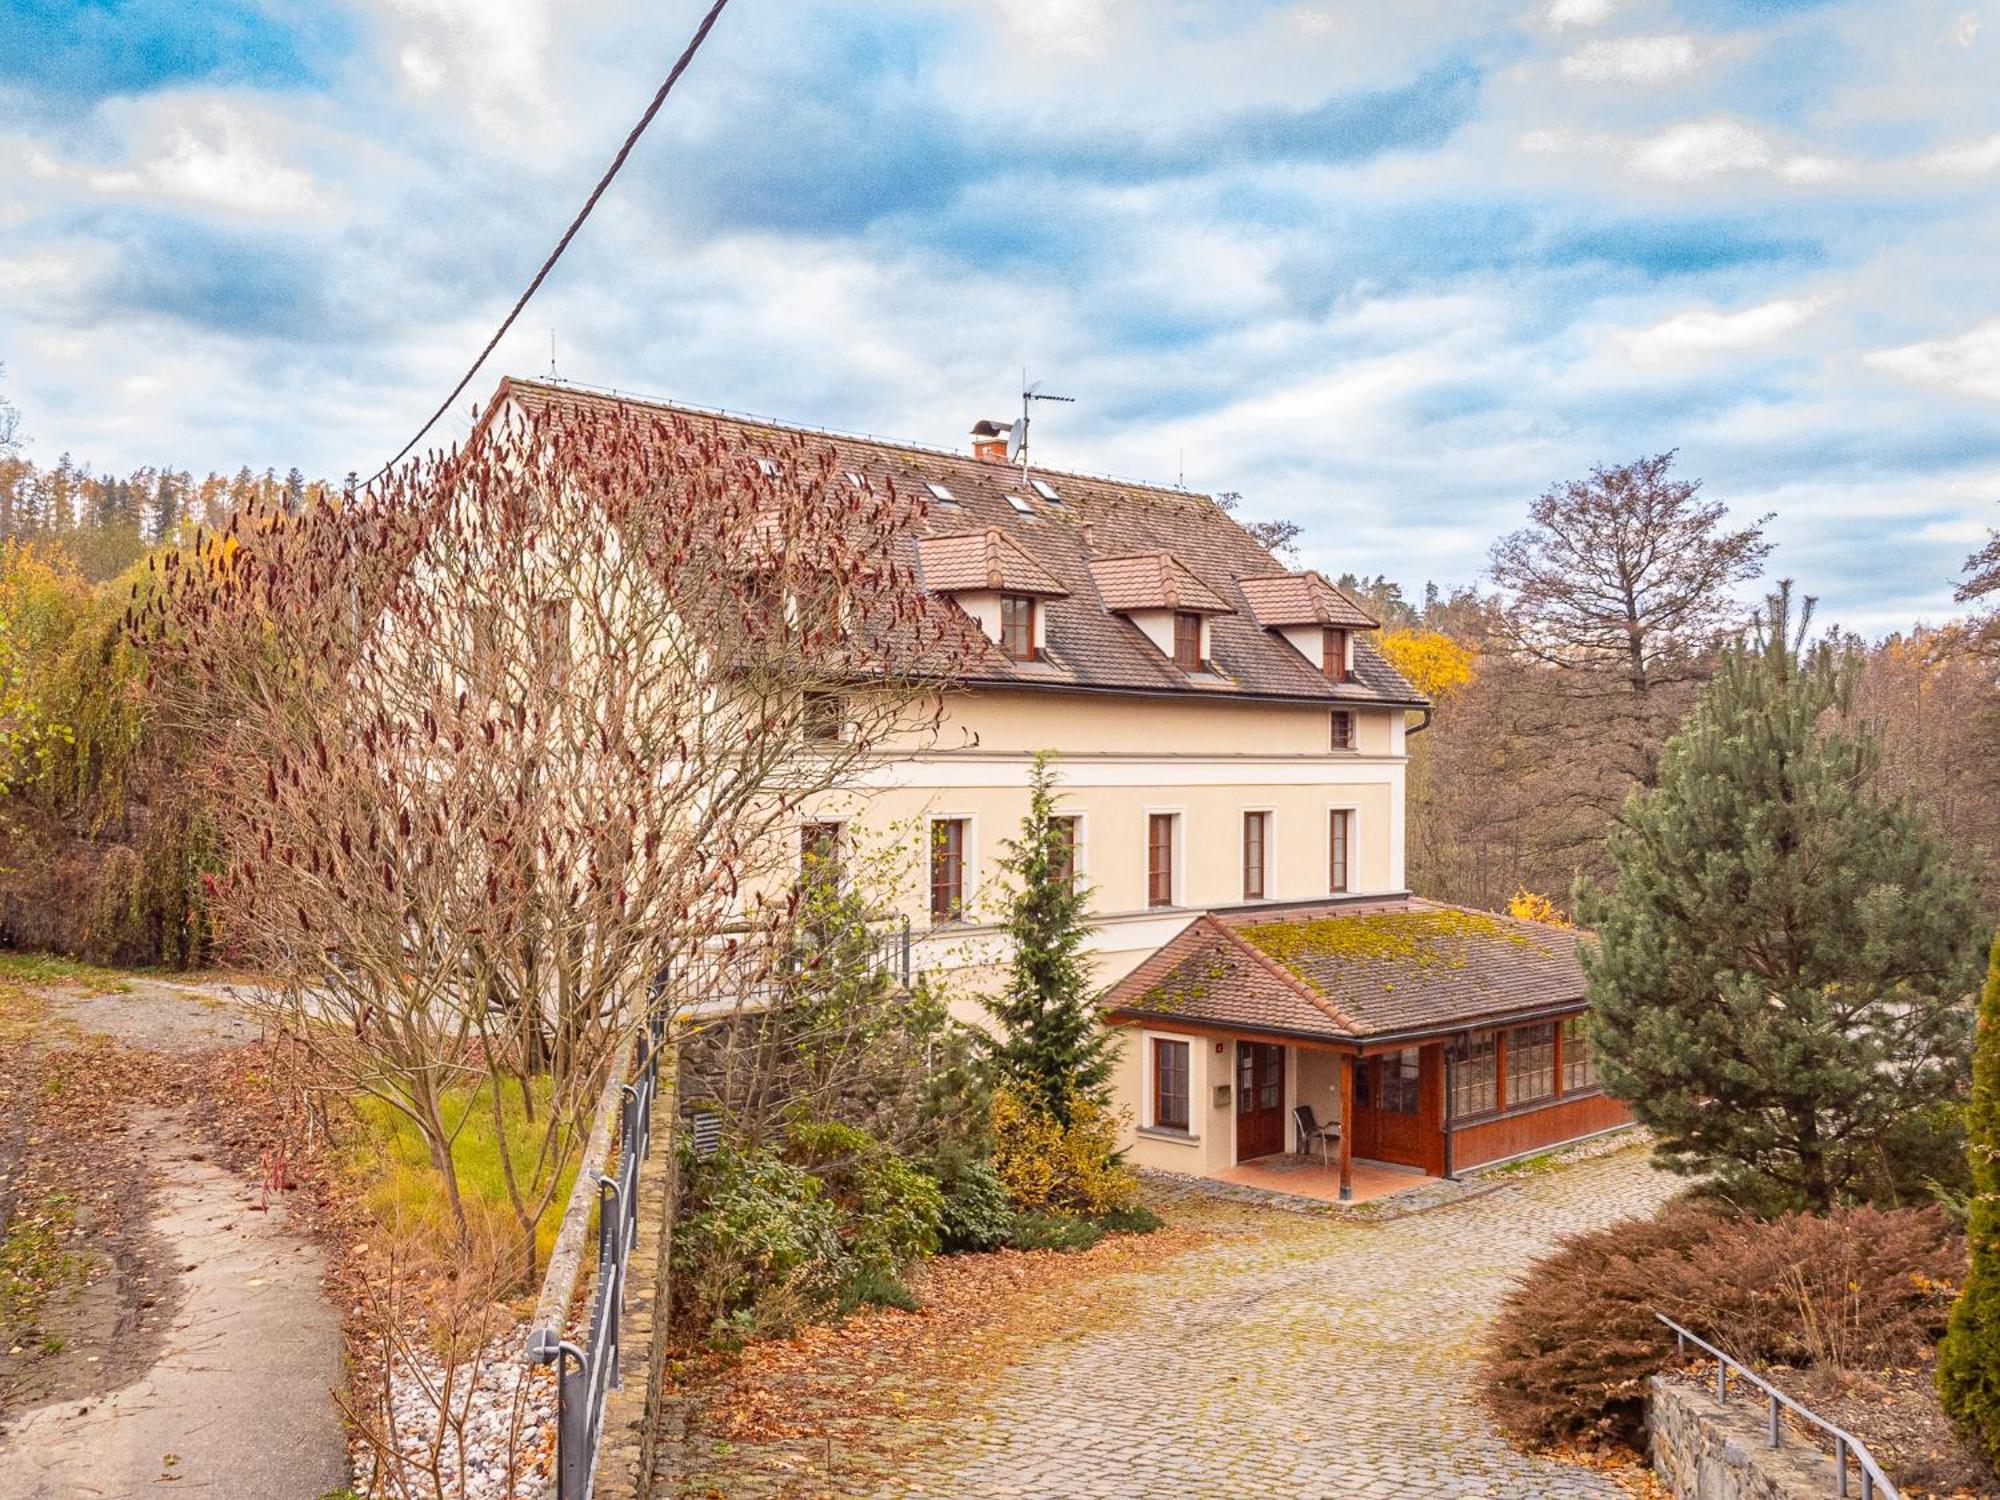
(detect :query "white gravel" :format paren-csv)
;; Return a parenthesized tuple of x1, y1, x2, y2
(348, 1327, 557, 1500)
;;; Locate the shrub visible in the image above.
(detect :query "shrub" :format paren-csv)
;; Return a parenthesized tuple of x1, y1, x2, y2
(1095, 1202, 1163, 1236)
(783, 1119, 943, 1279)
(989, 1084, 1138, 1217)
(927, 1148, 1015, 1254)
(1482, 1198, 1965, 1449)
(674, 1143, 847, 1338)
(1006, 1212, 1104, 1253)
(837, 1268, 921, 1315)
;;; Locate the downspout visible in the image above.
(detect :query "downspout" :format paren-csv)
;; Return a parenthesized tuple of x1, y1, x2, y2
(1442, 1047, 1456, 1181)
(1406, 705, 1434, 737)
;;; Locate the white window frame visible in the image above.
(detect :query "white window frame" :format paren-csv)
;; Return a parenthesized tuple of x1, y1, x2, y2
(1141, 1028, 1200, 1137)
(1053, 809, 1089, 887)
(1143, 805, 1186, 910)
(1239, 805, 1276, 903)
(1326, 802, 1360, 895)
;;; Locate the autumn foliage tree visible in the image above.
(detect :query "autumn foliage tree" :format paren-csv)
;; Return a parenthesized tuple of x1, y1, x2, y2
(135, 392, 977, 1275)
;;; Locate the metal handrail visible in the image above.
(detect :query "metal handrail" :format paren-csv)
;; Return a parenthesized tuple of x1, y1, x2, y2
(1655, 1314, 1899, 1500)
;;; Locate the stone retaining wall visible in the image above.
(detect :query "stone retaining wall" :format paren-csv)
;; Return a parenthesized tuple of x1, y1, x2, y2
(1648, 1375, 1843, 1500)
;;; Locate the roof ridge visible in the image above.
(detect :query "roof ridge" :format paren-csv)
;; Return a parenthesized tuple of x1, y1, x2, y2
(1211, 919, 1365, 1033)
(497, 376, 1218, 502)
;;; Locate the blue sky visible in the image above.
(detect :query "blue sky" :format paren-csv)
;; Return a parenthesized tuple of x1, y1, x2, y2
(3, 0, 1999, 633)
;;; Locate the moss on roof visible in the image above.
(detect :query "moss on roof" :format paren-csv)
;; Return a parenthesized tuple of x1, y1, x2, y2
(1240, 907, 1549, 991)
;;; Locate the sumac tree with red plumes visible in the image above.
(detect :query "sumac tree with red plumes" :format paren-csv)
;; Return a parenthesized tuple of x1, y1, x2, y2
(134, 391, 979, 1275)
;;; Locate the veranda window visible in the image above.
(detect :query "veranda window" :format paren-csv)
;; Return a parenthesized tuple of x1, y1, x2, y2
(1561, 1014, 1596, 1092)
(1449, 1033, 1497, 1118)
(1507, 1021, 1557, 1105)
(1153, 1038, 1191, 1132)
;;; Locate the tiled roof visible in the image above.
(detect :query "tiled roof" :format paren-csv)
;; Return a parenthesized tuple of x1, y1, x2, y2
(1101, 899, 1585, 1041)
(918, 529, 1069, 596)
(1238, 571, 1379, 631)
(493, 378, 1428, 708)
(1089, 553, 1234, 614)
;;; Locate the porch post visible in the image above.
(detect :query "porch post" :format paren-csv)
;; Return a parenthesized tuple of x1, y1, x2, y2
(1338, 1051, 1355, 1202)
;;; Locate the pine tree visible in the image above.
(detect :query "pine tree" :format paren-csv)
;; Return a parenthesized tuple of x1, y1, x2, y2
(987, 752, 1113, 1123)
(1939, 931, 2000, 1465)
(1580, 583, 1985, 1210)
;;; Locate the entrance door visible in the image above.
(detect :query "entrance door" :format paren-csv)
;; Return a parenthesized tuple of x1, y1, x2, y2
(1352, 1048, 1424, 1166)
(1235, 1041, 1286, 1160)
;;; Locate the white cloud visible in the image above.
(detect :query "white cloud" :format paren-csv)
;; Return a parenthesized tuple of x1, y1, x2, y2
(989, 0, 1120, 57)
(1947, 10, 1982, 46)
(1778, 154, 1852, 183)
(25, 101, 325, 217)
(1632, 118, 1773, 179)
(1866, 320, 2000, 400)
(366, 0, 562, 141)
(1924, 132, 2000, 174)
(1559, 34, 1699, 84)
(1621, 297, 1827, 362)
(1546, 0, 1618, 30)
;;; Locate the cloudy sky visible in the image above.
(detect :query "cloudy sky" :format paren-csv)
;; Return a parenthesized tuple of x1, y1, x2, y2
(4, 0, 1999, 633)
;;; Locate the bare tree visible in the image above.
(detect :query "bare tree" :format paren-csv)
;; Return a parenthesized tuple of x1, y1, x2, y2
(135, 396, 979, 1278)
(1488, 452, 1771, 794)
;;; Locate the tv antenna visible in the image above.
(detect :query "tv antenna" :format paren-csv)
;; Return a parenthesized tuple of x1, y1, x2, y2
(1007, 374, 1074, 484)
(548, 329, 560, 382)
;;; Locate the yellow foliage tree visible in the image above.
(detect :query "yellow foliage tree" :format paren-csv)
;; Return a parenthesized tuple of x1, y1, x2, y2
(1380, 628, 1474, 701)
(1507, 888, 1574, 928)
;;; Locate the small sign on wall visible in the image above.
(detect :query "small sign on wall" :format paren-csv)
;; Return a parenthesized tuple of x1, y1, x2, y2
(1213, 1083, 1232, 1110)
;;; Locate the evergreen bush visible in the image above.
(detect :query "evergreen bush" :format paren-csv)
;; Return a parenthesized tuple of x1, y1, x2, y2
(1939, 932, 2000, 1466)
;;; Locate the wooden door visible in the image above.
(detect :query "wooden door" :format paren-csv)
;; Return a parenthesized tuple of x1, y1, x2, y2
(1235, 1041, 1286, 1160)
(1353, 1048, 1425, 1166)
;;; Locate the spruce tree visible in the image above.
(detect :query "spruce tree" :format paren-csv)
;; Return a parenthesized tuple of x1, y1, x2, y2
(1580, 583, 1984, 1210)
(988, 752, 1113, 1123)
(1939, 932, 2000, 1465)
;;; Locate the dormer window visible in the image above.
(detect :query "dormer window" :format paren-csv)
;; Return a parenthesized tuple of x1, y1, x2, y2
(1000, 594, 1038, 661)
(1323, 628, 1350, 682)
(1173, 612, 1204, 671)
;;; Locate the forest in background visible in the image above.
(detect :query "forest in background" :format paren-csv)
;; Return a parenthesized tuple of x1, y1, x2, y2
(3, 368, 1998, 963)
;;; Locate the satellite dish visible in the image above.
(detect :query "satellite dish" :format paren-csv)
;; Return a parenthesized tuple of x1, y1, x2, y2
(1007, 416, 1028, 463)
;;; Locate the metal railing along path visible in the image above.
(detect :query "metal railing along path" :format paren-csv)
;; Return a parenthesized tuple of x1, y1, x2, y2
(529, 1010, 667, 1500)
(1655, 1314, 1899, 1500)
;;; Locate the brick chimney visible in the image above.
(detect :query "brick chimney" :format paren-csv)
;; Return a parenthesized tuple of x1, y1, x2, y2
(969, 419, 1011, 463)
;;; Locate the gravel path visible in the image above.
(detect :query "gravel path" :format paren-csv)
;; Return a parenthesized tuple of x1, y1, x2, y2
(869, 1146, 1681, 1500)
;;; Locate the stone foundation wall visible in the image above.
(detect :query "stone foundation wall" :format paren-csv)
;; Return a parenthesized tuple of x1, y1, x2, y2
(1648, 1375, 1844, 1500)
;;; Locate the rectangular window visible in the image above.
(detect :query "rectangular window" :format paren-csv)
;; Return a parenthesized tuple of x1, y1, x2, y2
(929, 818, 966, 922)
(1323, 627, 1349, 682)
(1147, 813, 1177, 908)
(800, 821, 841, 882)
(1449, 1034, 1498, 1119)
(802, 690, 844, 743)
(1173, 611, 1203, 670)
(1561, 1014, 1596, 1093)
(1053, 815, 1079, 886)
(1000, 594, 1037, 661)
(1330, 710, 1354, 751)
(1242, 811, 1269, 900)
(1152, 1038, 1190, 1132)
(1507, 1022, 1557, 1105)
(1329, 809, 1352, 894)
(1377, 1048, 1421, 1115)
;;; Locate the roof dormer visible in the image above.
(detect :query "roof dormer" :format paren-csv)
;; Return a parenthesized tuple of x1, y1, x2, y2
(917, 529, 1068, 660)
(1089, 553, 1233, 673)
(1237, 571, 1380, 682)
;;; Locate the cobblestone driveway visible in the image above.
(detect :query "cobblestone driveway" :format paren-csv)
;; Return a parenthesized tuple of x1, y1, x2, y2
(873, 1145, 1681, 1500)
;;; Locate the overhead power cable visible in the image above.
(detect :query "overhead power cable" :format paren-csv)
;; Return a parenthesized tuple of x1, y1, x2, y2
(367, 0, 735, 485)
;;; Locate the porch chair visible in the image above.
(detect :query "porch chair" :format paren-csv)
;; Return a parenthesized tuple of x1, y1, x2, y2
(1292, 1104, 1339, 1167)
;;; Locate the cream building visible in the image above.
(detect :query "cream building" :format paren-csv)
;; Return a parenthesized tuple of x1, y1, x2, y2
(497, 377, 1627, 1199)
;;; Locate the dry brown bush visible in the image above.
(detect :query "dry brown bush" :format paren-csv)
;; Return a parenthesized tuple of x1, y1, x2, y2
(1481, 1198, 1965, 1450)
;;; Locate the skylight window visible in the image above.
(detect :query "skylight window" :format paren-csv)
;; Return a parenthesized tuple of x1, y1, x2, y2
(845, 472, 866, 488)
(925, 482, 958, 504)
(756, 458, 782, 477)
(1031, 478, 1060, 503)
(1006, 494, 1034, 514)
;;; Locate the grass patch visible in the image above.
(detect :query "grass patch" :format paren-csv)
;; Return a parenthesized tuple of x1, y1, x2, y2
(1485, 1149, 1564, 1178)
(343, 1076, 581, 1282)
(0, 1191, 83, 1332)
(0, 950, 134, 993)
